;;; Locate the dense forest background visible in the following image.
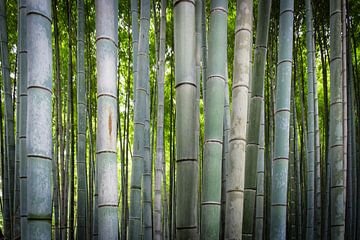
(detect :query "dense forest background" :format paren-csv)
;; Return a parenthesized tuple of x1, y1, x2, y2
(0, 0, 360, 239)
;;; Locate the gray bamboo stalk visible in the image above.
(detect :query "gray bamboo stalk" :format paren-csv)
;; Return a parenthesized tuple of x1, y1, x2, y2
(201, 0, 207, 101)
(162, 155, 169, 240)
(76, 0, 87, 238)
(195, 0, 201, 172)
(95, 0, 119, 238)
(0, 0, 15, 237)
(132, 0, 139, 102)
(305, 0, 315, 238)
(346, 30, 356, 239)
(329, 0, 345, 238)
(129, 0, 150, 237)
(18, 0, 27, 239)
(288, 83, 296, 239)
(26, 0, 53, 238)
(254, 102, 265, 240)
(313, 54, 321, 240)
(142, 0, 152, 237)
(341, 5, 349, 240)
(201, 0, 227, 238)
(154, 0, 166, 238)
(174, 0, 198, 237)
(242, 0, 271, 238)
(17, 0, 28, 238)
(293, 96, 302, 240)
(270, 0, 294, 239)
(225, 0, 253, 238)
(14, 58, 21, 239)
(220, 63, 229, 239)
(312, 11, 321, 240)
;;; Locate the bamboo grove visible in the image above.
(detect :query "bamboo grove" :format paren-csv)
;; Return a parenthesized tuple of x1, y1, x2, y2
(0, 0, 360, 239)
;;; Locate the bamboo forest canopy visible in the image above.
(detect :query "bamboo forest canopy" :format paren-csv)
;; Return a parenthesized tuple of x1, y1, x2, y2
(0, 0, 360, 239)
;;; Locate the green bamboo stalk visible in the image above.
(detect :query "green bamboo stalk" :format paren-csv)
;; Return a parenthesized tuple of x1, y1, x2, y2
(95, 0, 119, 238)
(225, 0, 253, 238)
(154, 0, 166, 238)
(329, 0, 345, 238)
(242, 0, 271, 238)
(174, 0, 198, 237)
(305, 0, 315, 238)
(26, 0, 53, 238)
(17, 0, 28, 238)
(201, 0, 227, 238)
(76, 0, 87, 238)
(0, 0, 15, 237)
(270, 0, 294, 239)
(129, 0, 150, 238)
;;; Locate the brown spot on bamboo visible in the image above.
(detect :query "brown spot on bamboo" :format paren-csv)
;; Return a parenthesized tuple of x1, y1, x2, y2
(108, 112, 112, 136)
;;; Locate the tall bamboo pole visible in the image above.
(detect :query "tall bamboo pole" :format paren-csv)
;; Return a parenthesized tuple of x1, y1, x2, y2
(201, 0, 228, 238)
(26, 0, 53, 238)
(242, 0, 271, 238)
(17, 0, 28, 238)
(76, 0, 88, 238)
(174, 0, 198, 237)
(270, 0, 294, 239)
(329, 0, 345, 238)
(95, 0, 119, 238)
(129, 0, 151, 238)
(225, 0, 253, 238)
(0, 1, 15, 237)
(154, 0, 167, 238)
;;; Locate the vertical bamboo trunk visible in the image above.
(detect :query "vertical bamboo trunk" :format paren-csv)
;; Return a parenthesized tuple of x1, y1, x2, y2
(201, 0, 207, 101)
(220, 64, 229, 239)
(346, 28, 357, 240)
(26, 0, 53, 238)
(201, 0, 227, 238)
(174, 0, 198, 238)
(154, 0, 167, 238)
(342, 1, 350, 238)
(0, 0, 15, 237)
(142, 0, 152, 236)
(195, 0, 202, 232)
(129, 0, 150, 238)
(270, 0, 294, 239)
(313, 9, 321, 240)
(53, 0, 63, 238)
(77, 0, 87, 238)
(328, 0, 345, 239)
(288, 81, 296, 239)
(305, 0, 315, 238)
(329, 0, 345, 239)
(243, 0, 271, 238)
(66, 1, 75, 238)
(14, 54, 21, 240)
(255, 103, 265, 240)
(17, 0, 28, 238)
(295, 112, 303, 240)
(95, 0, 119, 238)
(132, 0, 139, 102)
(225, 0, 253, 238)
